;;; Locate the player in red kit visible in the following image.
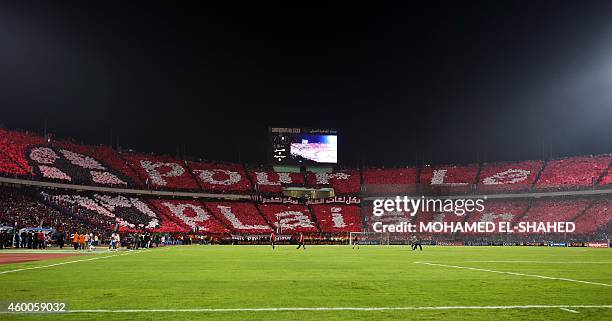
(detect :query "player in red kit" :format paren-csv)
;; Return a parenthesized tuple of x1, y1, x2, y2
(296, 233, 305, 250)
(270, 231, 276, 250)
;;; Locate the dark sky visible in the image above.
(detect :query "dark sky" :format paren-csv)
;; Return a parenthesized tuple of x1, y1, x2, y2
(1, 1, 612, 166)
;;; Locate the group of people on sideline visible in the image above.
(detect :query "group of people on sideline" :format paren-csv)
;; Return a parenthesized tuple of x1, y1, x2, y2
(0, 229, 53, 249)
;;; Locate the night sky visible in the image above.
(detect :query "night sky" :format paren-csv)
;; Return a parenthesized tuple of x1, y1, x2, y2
(1, 1, 612, 166)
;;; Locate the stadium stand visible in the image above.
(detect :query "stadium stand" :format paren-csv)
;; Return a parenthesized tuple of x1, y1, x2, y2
(0, 152, 23, 176)
(1, 128, 612, 242)
(305, 170, 360, 195)
(258, 204, 319, 233)
(420, 164, 478, 194)
(411, 210, 467, 238)
(463, 200, 530, 235)
(516, 198, 590, 233)
(149, 199, 229, 234)
(478, 161, 543, 192)
(123, 154, 200, 190)
(600, 168, 612, 186)
(0, 129, 46, 176)
(364, 203, 412, 232)
(248, 169, 305, 193)
(205, 202, 272, 233)
(535, 156, 611, 190)
(188, 161, 252, 193)
(52, 140, 143, 187)
(310, 205, 362, 233)
(42, 192, 162, 231)
(28, 145, 131, 187)
(0, 187, 98, 232)
(362, 167, 418, 195)
(572, 199, 612, 235)
(1, 128, 612, 195)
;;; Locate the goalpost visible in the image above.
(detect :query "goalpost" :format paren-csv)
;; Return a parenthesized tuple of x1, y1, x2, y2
(349, 232, 390, 246)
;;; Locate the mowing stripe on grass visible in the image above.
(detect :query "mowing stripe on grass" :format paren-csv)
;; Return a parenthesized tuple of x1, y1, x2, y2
(1, 305, 605, 314)
(415, 262, 612, 287)
(0, 251, 139, 275)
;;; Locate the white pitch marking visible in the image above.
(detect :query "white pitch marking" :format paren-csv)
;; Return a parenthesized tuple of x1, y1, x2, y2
(0, 251, 140, 275)
(466, 261, 612, 264)
(415, 262, 612, 287)
(0, 305, 603, 314)
(560, 308, 579, 313)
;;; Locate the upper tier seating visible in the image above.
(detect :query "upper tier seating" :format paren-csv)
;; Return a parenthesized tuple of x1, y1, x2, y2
(362, 167, 418, 195)
(204, 202, 272, 234)
(51, 140, 143, 187)
(0, 152, 23, 176)
(1, 128, 612, 204)
(188, 161, 252, 193)
(123, 154, 199, 190)
(599, 169, 612, 186)
(478, 161, 543, 192)
(248, 169, 305, 193)
(0, 129, 46, 176)
(305, 170, 360, 195)
(258, 204, 319, 233)
(420, 164, 478, 194)
(27, 144, 132, 187)
(310, 205, 362, 233)
(535, 156, 611, 190)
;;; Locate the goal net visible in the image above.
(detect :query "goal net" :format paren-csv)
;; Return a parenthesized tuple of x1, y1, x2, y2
(349, 232, 390, 245)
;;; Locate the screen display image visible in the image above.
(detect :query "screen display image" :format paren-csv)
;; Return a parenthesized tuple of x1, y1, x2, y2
(290, 134, 337, 164)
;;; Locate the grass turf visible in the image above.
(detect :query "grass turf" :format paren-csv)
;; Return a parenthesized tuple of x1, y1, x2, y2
(0, 245, 610, 321)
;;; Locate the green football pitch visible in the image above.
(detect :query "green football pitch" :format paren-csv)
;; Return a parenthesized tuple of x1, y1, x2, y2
(1, 245, 610, 321)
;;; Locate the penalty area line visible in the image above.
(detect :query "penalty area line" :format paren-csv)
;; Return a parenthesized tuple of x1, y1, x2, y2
(14, 305, 608, 314)
(560, 308, 579, 313)
(415, 262, 612, 287)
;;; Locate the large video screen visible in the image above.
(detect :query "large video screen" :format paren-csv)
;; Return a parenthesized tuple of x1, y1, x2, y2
(269, 128, 338, 164)
(290, 134, 337, 164)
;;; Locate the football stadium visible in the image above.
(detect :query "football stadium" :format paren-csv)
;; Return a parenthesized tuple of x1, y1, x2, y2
(1, 2, 611, 321)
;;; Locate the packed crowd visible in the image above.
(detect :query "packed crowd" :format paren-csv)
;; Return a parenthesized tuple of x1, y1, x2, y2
(0, 129, 610, 194)
(0, 128, 610, 242)
(1, 188, 364, 236)
(0, 188, 610, 243)
(0, 187, 100, 234)
(365, 197, 612, 239)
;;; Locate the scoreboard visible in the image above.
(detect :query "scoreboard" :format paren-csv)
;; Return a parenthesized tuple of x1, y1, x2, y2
(269, 128, 338, 165)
